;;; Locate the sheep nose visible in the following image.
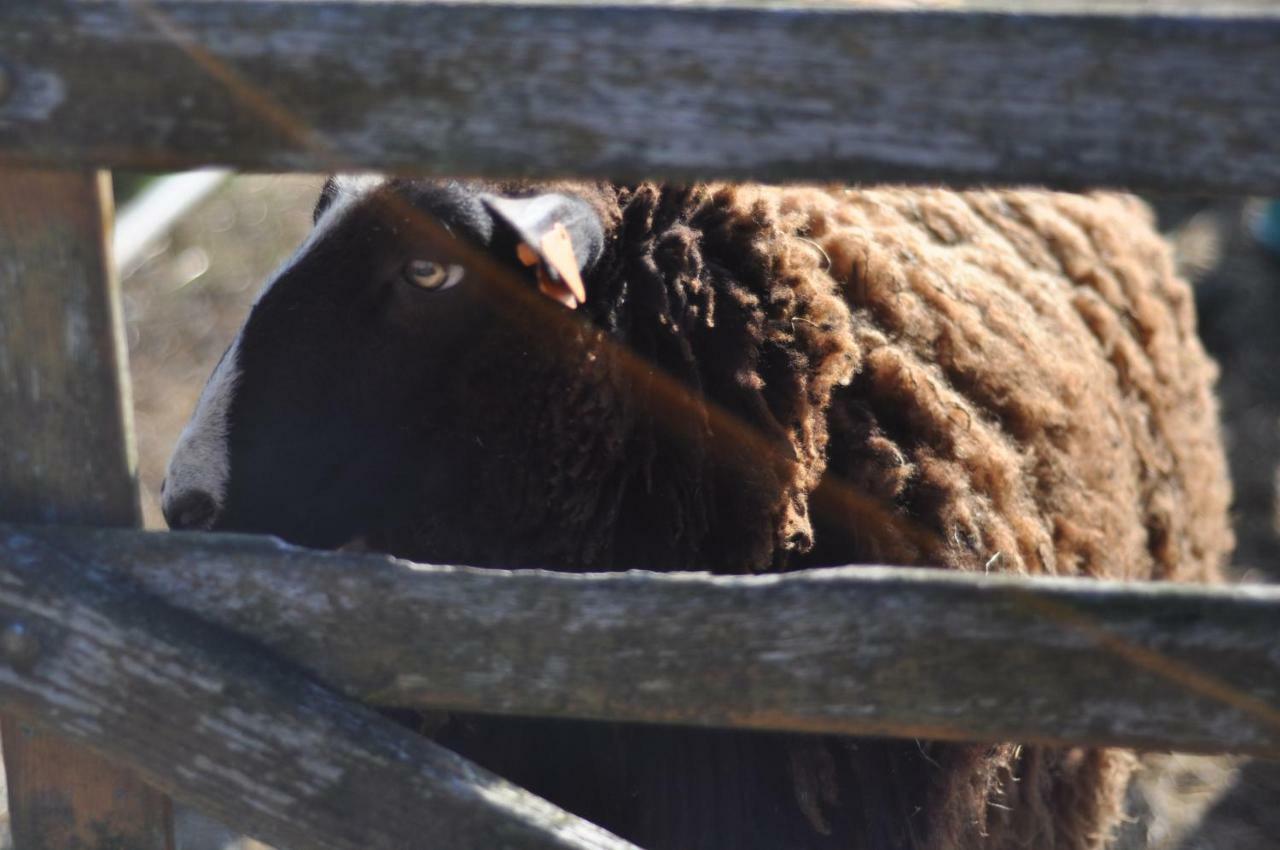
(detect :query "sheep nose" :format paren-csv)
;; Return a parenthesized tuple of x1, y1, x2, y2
(162, 487, 220, 532)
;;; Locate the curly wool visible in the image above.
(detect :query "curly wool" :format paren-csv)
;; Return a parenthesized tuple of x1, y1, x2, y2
(707, 185, 1230, 850)
(794, 187, 1231, 586)
(420, 182, 1232, 850)
(544, 183, 1232, 581)
(589, 182, 864, 569)
(722, 185, 1230, 850)
(623, 184, 1227, 849)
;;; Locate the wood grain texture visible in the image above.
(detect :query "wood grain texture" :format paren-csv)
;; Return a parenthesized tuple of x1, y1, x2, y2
(4, 524, 1278, 759)
(0, 2, 1277, 191)
(0, 170, 172, 850)
(0, 527, 637, 850)
(0, 170, 138, 528)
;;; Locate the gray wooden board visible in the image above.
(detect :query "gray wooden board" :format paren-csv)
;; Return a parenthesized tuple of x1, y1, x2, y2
(0, 169, 173, 850)
(0, 525, 636, 850)
(0, 170, 139, 529)
(3, 524, 1279, 758)
(0, 2, 1278, 191)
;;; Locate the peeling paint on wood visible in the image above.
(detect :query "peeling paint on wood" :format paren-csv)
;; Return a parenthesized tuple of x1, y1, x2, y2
(0, 169, 172, 850)
(0, 2, 1277, 190)
(2, 524, 1278, 758)
(0, 530, 636, 850)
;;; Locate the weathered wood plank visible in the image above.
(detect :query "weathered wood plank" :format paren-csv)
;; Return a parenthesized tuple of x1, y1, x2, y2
(0, 170, 139, 528)
(0, 2, 1278, 191)
(0, 526, 637, 850)
(0, 170, 172, 850)
(4, 524, 1278, 758)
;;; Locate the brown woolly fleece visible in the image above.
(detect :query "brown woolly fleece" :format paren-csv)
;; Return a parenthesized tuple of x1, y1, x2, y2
(706, 185, 1233, 850)
(799, 187, 1232, 850)
(381, 182, 1231, 850)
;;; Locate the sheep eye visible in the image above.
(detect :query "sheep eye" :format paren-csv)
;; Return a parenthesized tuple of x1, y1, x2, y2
(403, 260, 463, 291)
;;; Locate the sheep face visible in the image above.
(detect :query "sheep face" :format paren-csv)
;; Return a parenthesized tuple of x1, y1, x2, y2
(162, 176, 604, 549)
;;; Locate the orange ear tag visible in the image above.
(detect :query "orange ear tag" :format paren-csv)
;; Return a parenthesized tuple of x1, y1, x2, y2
(540, 223, 587, 303)
(517, 223, 586, 310)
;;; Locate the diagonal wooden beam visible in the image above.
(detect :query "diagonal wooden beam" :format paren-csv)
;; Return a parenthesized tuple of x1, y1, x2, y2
(0, 169, 173, 850)
(4, 523, 1280, 759)
(0, 522, 638, 850)
(0, 2, 1278, 191)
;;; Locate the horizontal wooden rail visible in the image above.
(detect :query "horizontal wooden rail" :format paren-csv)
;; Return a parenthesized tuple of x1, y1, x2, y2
(4, 524, 1279, 758)
(0, 523, 635, 850)
(0, 2, 1278, 191)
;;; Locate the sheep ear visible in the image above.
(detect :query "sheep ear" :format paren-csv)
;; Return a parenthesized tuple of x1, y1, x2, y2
(481, 193, 603, 309)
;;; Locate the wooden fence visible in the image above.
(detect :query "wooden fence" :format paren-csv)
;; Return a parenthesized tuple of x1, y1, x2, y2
(1, 2, 1279, 850)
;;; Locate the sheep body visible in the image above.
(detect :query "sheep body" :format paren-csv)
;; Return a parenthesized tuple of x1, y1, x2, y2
(430, 183, 1232, 850)
(165, 179, 1233, 850)
(773, 185, 1232, 849)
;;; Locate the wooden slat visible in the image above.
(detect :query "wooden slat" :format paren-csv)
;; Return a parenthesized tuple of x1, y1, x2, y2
(0, 2, 1278, 191)
(0, 171, 172, 850)
(0, 524, 635, 850)
(4, 524, 1279, 758)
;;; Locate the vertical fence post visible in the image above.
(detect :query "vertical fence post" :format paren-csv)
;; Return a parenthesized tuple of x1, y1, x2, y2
(0, 169, 173, 850)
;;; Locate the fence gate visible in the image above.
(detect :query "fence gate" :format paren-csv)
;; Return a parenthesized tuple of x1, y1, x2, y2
(0, 3, 1278, 850)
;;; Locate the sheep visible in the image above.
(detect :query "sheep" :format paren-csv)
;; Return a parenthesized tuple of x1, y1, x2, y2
(163, 176, 1233, 850)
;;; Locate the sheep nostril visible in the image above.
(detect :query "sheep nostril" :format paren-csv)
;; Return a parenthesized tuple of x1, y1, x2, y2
(163, 489, 219, 532)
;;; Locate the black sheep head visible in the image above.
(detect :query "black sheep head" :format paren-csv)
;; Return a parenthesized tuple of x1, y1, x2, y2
(161, 175, 606, 552)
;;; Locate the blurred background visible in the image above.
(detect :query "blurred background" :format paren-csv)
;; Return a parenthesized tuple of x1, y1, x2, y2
(68, 173, 1280, 849)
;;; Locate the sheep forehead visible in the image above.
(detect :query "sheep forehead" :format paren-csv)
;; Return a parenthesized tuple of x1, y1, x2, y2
(250, 173, 387, 302)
